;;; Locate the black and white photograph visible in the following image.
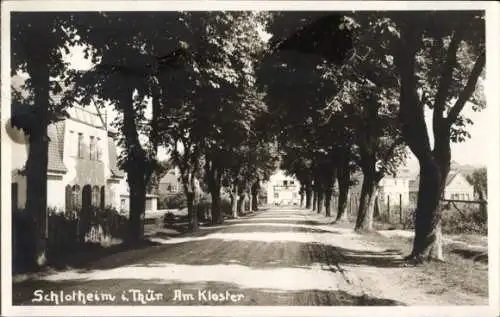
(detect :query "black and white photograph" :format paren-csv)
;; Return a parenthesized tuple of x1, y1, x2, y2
(1, 1, 499, 316)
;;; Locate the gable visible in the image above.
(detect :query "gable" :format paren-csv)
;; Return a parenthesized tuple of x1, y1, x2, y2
(447, 173, 472, 189)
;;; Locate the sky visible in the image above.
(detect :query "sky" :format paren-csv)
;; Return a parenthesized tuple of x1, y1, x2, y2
(17, 40, 490, 170)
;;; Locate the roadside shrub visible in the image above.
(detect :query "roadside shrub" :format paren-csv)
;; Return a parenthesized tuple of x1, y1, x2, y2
(159, 192, 187, 209)
(398, 202, 487, 235)
(440, 202, 487, 235)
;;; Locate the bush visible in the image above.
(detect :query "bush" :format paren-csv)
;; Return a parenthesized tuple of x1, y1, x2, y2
(159, 192, 186, 209)
(13, 206, 129, 270)
(399, 202, 487, 235)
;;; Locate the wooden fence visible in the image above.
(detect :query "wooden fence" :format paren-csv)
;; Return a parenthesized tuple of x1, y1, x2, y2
(332, 194, 487, 225)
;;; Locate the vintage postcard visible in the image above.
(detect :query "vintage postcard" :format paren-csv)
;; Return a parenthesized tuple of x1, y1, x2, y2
(1, 1, 499, 316)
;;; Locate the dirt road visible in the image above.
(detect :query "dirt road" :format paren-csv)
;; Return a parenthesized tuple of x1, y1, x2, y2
(12, 207, 488, 306)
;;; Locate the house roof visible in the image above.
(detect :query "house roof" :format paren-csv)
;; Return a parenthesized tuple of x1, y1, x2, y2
(107, 136, 125, 178)
(47, 121, 67, 173)
(66, 105, 106, 129)
(409, 171, 465, 192)
(159, 169, 181, 184)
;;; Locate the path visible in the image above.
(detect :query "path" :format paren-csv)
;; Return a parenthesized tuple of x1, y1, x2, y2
(12, 207, 487, 306)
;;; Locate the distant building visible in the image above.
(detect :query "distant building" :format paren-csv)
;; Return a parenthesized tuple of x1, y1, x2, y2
(263, 170, 301, 206)
(409, 170, 475, 202)
(158, 168, 183, 195)
(350, 168, 414, 207)
(378, 168, 414, 207)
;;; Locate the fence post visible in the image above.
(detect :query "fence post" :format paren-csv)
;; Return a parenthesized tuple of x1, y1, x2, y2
(386, 195, 390, 222)
(399, 194, 403, 224)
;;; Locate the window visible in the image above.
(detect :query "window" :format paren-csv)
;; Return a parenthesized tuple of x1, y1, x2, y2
(274, 193, 279, 199)
(92, 186, 100, 207)
(71, 185, 81, 209)
(78, 133, 84, 158)
(121, 199, 126, 210)
(146, 198, 152, 211)
(100, 186, 105, 209)
(96, 138, 102, 161)
(89, 136, 95, 160)
(283, 180, 288, 186)
(290, 181, 294, 185)
(167, 184, 172, 192)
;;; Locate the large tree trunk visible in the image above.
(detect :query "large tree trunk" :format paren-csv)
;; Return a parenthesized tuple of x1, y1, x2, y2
(22, 17, 52, 269)
(324, 167, 337, 217)
(206, 162, 223, 224)
(408, 159, 448, 262)
(317, 189, 324, 215)
(127, 169, 147, 243)
(300, 187, 305, 208)
(324, 185, 333, 217)
(237, 193, 246, 216)
(251, 181, 259, 211)
(230, 185, 238, 218)
(121, 91, 148, 243)
(185, 191, 198, 230)
(335, 157, 350, 222)
(210, 188, 221, 224)
(312, 189, 318, 212)
(25, 74, 50, 268)
(355, 171, 380, 232)
(247, 191, 253, 213)
(305, 181, 312, 209)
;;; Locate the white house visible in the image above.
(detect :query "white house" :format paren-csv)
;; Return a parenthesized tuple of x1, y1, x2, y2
(349, 168, 414, 208)
(377, 168, 414, 207)
(10, 103, 130, 213)
(263, 170, 301, 206)
(409, 171, 475, 202)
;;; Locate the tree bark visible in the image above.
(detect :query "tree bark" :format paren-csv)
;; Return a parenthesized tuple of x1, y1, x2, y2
(185, 191, 197, 230)
(300, 187, 305, 208)
(121, 90, 148, 243)
(206, 162, 223, 224)
(317, 189, 324, 214)
(324, 185, 333, 217)
(305, 181, 312, 209)
(408, 159, 448, 262)
(355, 170, 380, 232)
(312, 189, 318, 212)
(248, 187, 253, 213)
(127, 169, 146, 243)
(230, 185, 238, 218)
(25, 72, 50, 267)
(238, 193, 246, 216)
(335, 156, 350, 222)
(251, 181, 259, 211)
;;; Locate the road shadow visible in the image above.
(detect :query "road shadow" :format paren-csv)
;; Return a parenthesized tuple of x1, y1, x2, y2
(450, 248, 488, 264)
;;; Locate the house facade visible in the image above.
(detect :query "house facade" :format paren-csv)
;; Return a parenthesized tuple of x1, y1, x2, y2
(158, 168, 183, 195)
(377, 168, 413, 207)
(263, 170, 301, 206)
(11, 105, 127, 213)
(349, 168, 414, 208)
(409, 171, 474, 202)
